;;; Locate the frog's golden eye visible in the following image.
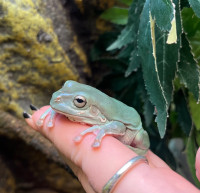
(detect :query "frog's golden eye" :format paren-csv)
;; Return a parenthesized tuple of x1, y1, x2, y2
(74, 96, 87, 108)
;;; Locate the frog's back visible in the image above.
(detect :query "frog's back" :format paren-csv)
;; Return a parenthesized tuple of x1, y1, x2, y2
(65, 80, 141, 130)
(104, 97, 142, 130)
(80, 83, 141, 130)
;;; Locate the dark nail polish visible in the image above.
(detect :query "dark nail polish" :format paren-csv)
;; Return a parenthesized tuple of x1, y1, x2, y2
(23, 112, 30, 119)
(30, 104, 38, 111)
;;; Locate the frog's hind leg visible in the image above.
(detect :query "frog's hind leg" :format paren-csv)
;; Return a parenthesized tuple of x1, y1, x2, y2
(127, 146, 148, 155)
(129, 129, 150, 155)
(74, 121, 126, 147)
(117, 128, 150, 155)
(74, 125, 100, 142)
(92, 121, 126, 147)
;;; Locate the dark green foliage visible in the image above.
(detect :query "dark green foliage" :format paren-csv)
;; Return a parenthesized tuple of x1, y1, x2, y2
(92, 0, 200, 186)
(150, 137, 177, 170)
(107, 0, 144, 51)
(188, 0, 200, 18)
(186, 129, 200, 186)
(100, 7, 129, 25)
(174, 90, 192, 136)
(138, 0, 168, 138)
(125, 49, 140, 77)
(182, 8, 200, 64)
(150, 0, 174, 31)
(177, 34, 199, 100)
(182, 8, 200, 37)
(143, 100, 154, 127)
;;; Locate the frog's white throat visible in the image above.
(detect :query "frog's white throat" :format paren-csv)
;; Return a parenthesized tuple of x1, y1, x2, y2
(52, 107, 107, 125)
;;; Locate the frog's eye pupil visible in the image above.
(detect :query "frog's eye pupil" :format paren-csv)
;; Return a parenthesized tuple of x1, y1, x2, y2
(74, 96, 86, 108)
(76, 98, 84, 103)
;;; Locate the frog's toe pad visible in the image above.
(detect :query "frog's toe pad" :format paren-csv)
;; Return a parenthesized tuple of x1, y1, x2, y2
(74, 135, 82, 142)
(36, 120, 43, 127)
(92, 140, 100, 147)
(47, 122, 54, 128)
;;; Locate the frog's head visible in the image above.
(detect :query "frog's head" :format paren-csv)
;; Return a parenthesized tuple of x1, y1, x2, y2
(50, 80, 108, 125)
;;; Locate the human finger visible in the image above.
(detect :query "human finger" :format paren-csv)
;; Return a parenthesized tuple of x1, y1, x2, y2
(196, 147, 200, 181)
(25, 106, 149, 192)
(25, 106, 178, 193)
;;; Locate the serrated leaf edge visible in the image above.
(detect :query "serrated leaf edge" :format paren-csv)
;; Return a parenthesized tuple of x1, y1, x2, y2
(150, 13, 169, 109)
(150, 0, 175, 32)
(177, 34, 200, 102)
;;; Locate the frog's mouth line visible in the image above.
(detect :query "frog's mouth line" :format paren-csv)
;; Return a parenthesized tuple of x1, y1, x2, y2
(51, 107, 107, 123)
(51, 107, 86, 118)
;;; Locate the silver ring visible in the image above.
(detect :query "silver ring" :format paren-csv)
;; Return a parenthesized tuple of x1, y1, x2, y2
(102, 155, 148, 193)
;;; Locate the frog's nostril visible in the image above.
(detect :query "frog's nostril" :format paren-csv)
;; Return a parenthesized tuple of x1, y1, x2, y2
(54, 96, 61, 102)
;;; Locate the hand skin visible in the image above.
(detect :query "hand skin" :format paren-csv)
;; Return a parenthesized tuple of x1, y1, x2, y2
(26, 106, 200, 193)
(196, 148, 200, 182)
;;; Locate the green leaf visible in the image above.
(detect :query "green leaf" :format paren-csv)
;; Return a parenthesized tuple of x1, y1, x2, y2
(154, 0, 182, 105)
(90, 32, 119, 61)
(182, 8, 200, 37)
(189, 94, 200, 131)
(107, 24, 135, 51)
(186, 129, 200, 187)
(107, 0, 144, 50)
(175, 91, 192, 136)
(143, 100, 154, 127)
(154, 30, 177, 104)
(197, 131, 200, 146)
(138, 0, 182, 138)
(182, 8, 200, 63)
(188, 0, 200, 18)
(180, 0, 190, 8)
(138, 0, 167, 138)
(125, 0, 145, 26)
(177, 34, 199, 101)
(125, 50, 141, 77)
(100, 7, 128, 25)
(150, 0, 174, 31)
(117, 43, 135, 64)
(188, 31, 200, 64)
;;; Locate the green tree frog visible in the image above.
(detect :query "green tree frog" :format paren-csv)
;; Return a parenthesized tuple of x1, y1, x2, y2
(37, 80, 150, 155)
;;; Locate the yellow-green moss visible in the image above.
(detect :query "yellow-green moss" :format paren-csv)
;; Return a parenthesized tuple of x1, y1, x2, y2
(0, 83, 7, 92)
(3, 0, 77, 80)
(0, 0, 87, 116)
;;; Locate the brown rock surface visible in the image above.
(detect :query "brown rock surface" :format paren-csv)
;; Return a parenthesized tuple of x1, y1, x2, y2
(0, 0, 114, 192)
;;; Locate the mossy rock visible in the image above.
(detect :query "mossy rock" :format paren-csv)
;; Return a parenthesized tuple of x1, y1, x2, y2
(0, 0, 91, 117)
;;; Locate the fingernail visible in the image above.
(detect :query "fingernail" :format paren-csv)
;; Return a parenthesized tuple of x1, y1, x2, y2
(30, 104, 38, 111)
(23, 112, 31, 119)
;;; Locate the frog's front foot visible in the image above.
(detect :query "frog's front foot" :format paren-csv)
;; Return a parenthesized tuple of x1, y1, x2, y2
(74, 121, 126, 148)
(36, 107, 56, 128)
